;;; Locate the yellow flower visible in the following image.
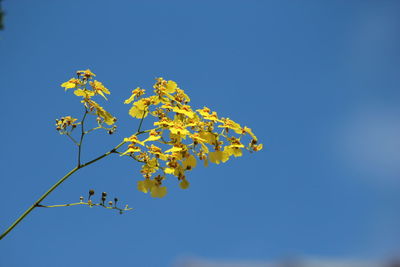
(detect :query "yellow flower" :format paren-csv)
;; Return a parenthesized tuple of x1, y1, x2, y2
(143, 129, 161, 143)
(166, 80, 177, 93)
(224, 145, 243, 157)
(165, 145, 184, 153)
(198, 131, 217, 145)
(242, 126, 258, 141)
(138, 176, 167, 198)
(172, 105, 195, 118)
(209, 150, 229, 164)
(197, 107, 211, 117)
(90, 80, 110, 100)
(55, 116, 78, 131)
(61, 78, 80, 90)
(137, 179, 155, 194)
(77, 69, 96, 79)
(74, 89, 95, 99)
(87, 100, 116, 125)
(224, 137, 244, 157)
(121, 145, 141, 156)
(252, 143, 263, 152)
(128, 98, 154, 119)
(154, 78, 177, 95)
(124, 87, 145, 104)
(140, 158, 159, 177)
(168, 121, 191, 138)
(151, 185, 167, 198)
(196, 107, 221, 122)
(219, 118, 242, 134)
(123, 134, 145, 146)
(148, 144, 168, 161)
(179, 179, 190, 189)
(182, 154, 197, 170)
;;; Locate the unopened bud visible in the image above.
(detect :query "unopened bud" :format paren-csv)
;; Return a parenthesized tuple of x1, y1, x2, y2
(108, 201, 113, 206)
(79, 196, 84, 202)
(88, 189, 95, 200)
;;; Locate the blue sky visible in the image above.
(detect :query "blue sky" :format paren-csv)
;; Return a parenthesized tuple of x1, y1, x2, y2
(1, 1, 400, 266)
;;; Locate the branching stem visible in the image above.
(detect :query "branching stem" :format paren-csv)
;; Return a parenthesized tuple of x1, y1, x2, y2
(0, 139, 127, 241)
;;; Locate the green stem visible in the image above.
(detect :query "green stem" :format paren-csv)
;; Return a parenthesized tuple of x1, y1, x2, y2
(0, 166, 79, 240)
(137, 110, 146, 133)
(77, 109, 88, 167)
(0, 140, 126, 241)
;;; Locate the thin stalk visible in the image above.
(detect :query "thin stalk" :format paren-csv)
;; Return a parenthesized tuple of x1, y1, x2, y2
(65, 133, 79, 146)
(77, 109, 88, 166)
(0, 166, 79, 240)
(0, 140, 126, 241)
(137, 109, 146, 133)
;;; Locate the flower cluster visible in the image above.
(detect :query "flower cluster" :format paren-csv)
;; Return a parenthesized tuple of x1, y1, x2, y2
(123, 78, 262, 198)
(55, 116, 78, 133)
(61, 69, 116, 127)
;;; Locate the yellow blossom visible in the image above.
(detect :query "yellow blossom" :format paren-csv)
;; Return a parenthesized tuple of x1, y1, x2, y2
(151, 185, 167, 198)
(74, 89, 95, 99)
(179, 179, 190, 189)
(77, 69, 96, 78)
(182, 154, 197, 170)
(219, 118, 242, 134)
(87, 100, 115, 125)
(172, 105, 195, 118)
(124, 87, 145, 104)
(137, 179, 155, 194)
(143, 130, 161, 143)
(90, 80, 110, 100)
(121, 145, 141, 156)
(55, 116, 78, 131)
(209, 150, 229, 164)
(61, 78, 80, 90)
(123, 134, 145, 146)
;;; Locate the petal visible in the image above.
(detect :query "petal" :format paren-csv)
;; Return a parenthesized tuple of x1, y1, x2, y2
(151, 186, 167, 198)
(179, 179, 190, 189)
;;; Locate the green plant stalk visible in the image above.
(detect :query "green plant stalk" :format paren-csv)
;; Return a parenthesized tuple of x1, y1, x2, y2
(0, 140, 126, 241)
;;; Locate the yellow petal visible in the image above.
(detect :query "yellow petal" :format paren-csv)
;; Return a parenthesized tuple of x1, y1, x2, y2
(74, 89, 95, 98)
(143, 135, 161, 143)
(129, 105, 148, 119)
(179, 179, 190, 189)
(124, 94, 135, 104)
(199, 131, 216, 145)
(137, 180, 154, 194)
(164, 167, 175, 174)
(166, 80, 177, 93)
(151, 186, 167, 198)
(209, 151, 221, 164)
(183, 154, 197, 169)
(209, 151, 229, 164)
(96, 106, 115, 125)
(165, 146, 183, 153)
(120, 147, 141, 155)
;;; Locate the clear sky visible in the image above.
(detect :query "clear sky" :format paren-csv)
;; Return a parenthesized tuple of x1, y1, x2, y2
(1, 1, 400, 266)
